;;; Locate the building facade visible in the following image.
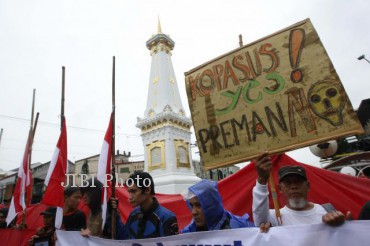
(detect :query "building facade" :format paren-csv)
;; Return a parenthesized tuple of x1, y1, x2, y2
(0, 161, 75, 204)
(192, 160, 240, 181)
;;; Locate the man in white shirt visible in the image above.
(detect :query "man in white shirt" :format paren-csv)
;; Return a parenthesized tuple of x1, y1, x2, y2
(252, 152, 349, 232)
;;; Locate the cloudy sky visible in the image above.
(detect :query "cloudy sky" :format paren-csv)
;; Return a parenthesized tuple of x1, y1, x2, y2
(1, 0, 369, 171)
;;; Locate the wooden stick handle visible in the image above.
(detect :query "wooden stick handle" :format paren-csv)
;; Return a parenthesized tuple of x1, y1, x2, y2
(269, 173, 282, 225)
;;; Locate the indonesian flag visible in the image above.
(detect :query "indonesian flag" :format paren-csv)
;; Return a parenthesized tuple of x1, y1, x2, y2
(97, 113, 113, 229)
(42, 117, 68, 229)
(6, 130, 33, 226)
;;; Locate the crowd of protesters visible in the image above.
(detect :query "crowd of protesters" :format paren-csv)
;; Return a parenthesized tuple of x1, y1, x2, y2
(0, 162, 368, 244)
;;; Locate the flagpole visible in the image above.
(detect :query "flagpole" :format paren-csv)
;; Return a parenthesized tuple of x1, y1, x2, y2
(28, 91, 40, 207)
(61, 66, 65, 128)
(22, 112, 39, 227)
(40, 66, 68, 230)
(28, 112, 39, 204)
(21, 89, 37, 228)
(30, 89, 36, 130)
(111, 56, 117, 239)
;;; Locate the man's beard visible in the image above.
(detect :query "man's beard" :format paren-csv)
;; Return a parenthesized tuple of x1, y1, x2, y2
(288, 197, 307, 209)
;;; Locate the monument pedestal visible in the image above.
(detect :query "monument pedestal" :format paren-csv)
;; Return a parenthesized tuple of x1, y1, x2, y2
(152, 172, 200, 194)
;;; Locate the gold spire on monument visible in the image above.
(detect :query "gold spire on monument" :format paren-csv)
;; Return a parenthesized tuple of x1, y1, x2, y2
(146, 17, 174, 51)
(157, 16, 162, 34)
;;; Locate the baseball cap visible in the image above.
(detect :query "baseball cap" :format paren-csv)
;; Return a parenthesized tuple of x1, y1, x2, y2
(40, 207, 57, 217)
(278, 166, 307, 182)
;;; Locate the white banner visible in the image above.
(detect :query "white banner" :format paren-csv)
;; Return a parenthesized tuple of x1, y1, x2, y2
(57, 221, 370, 246)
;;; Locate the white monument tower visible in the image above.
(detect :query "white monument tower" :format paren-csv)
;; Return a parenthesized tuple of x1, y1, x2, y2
(136, 20, 200, 194)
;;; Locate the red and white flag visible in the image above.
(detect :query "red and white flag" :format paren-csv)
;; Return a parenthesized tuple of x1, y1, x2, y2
(97, 113, 113, 229)
(6, 130, 33, 226)
(42, 117, 68, 229)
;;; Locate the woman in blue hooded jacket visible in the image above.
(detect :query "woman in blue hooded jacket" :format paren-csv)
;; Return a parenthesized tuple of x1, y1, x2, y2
(182, 179, 254, 233)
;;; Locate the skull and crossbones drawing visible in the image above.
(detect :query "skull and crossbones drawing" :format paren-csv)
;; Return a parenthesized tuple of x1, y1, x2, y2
(307, 80, 347, 126)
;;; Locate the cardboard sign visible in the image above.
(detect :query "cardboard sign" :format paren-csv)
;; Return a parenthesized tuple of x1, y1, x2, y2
(185, 19, 364, 170)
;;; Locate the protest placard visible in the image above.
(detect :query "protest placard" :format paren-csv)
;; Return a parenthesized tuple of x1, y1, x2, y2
(185, 19, 364, 169)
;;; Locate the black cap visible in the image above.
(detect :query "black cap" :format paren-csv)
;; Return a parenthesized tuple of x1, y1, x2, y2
(40, 207, 57, 217)
(278, 166, 307, 182)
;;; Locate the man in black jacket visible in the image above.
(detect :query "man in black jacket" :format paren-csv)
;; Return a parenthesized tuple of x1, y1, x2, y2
(122, 171, 179, 239)
(62, 186, 86, 231)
